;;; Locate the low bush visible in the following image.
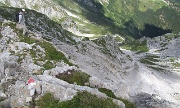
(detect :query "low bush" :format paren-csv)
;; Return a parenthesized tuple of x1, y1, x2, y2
(56, 70, 90, 86)
(36, 91, 120, 108)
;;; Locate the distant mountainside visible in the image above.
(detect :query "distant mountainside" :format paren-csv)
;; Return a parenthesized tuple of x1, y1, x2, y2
(1, 0, 180, 39)
(72, 0, 180, 38)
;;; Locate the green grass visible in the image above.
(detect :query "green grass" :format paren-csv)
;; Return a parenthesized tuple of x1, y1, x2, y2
(18, 34, 73, 67)
(98, 88, 116, 98)
(173, 62, 180, 68)
(36, 91, 120, 108)
(15, 25, 73, 66)
(98, 88, 136, 108)
(138, 0, 166, 12)
(0, 32, 2, 39)
(0, 22, 2, 38)
(56, 70, 90, 86)
(140, 59, 156, 65)
(43, 61, 55, 70)
(121, 40, 149, 53)
(115, 36, 124, 43)
(140, 55, 160, 66)
(170, 58, 175, 62)
(148, 66, 165, 72)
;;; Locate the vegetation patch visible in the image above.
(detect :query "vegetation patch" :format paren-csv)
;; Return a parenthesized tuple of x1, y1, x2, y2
(36, 91, 120, 108)
(13, 26, 73, 67)
(56, 70, 90, 86)
(98, 88, 136, 108)
(115, 36, 124, 43)
(0, 22, 2, 38)
(173, 62, 180, 68)
(2, 22, 73, 70)
(98, 88, 116, 98)
(140, 55, 162, 66)
(140, 59, 156, 65)
(43, 61, 55, 70)
(138, 0, 166, 12)
(148, 66, 165, 72)
(142, 55, 159, 62)
(0, 32, 2, 39)
(121, 40, 149, 53)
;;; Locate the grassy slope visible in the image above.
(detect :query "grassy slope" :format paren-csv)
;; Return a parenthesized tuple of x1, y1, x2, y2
(58, 0, 180, 39)
(53, 0, 123, 37)
(100, 0, 180, 38)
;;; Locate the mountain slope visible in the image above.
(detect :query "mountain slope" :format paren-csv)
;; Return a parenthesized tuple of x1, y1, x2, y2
(2, 0, 179, 39)
(0, 0, 180, 108)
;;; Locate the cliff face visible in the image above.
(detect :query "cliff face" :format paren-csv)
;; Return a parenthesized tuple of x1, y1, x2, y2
(0, 1, 180, 108)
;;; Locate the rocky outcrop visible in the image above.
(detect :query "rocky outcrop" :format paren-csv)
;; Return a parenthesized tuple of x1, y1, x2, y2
(0, 19, 125, 107)
(134, 93, 180, 108)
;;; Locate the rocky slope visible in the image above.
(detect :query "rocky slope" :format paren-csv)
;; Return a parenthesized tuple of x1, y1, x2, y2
(0, 0, 180, 108)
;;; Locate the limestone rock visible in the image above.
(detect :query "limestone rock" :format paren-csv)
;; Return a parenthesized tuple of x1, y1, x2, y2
(113, 99, 125, 108)
(34, 82, 42, 95)
(0, 99, 11, 108)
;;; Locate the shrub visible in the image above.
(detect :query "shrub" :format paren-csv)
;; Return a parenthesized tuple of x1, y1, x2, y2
(36, 91, 120, 108)
(98, 88, 136, 108)
(56, 70, 90, 86)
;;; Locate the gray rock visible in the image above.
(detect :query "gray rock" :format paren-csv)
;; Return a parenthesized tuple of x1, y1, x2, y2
(0, 91, 7, 99)
(0, 98, 11, 108)
(134, 93, 179, 108)
(34, 82, 42, 95)
(25, 97, 32, 103)
(113, 99, 125, 108)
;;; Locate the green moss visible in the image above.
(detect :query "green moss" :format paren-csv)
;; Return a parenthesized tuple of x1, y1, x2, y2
(36, 91, 120, 108)
(56, 70, 90, 86)
(98, 88, 136, 108)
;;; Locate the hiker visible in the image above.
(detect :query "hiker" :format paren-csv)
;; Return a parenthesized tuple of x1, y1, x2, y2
(16, 9, 28, 36)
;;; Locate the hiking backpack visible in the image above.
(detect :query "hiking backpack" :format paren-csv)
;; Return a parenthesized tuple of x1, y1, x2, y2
(16, 13, 19, 22)
(16, 13, 22, 22)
